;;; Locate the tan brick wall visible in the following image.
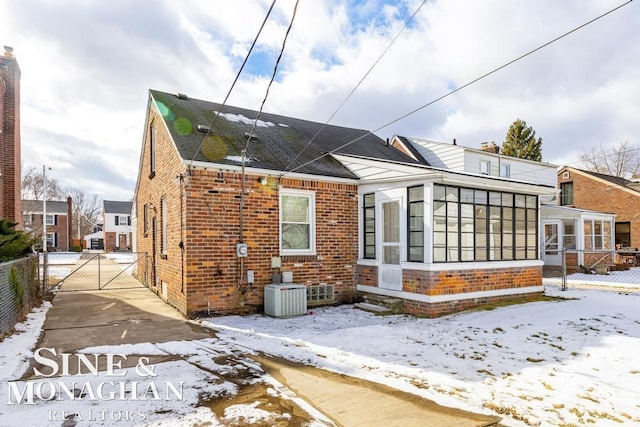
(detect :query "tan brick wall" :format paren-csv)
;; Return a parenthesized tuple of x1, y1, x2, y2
(559, 170, 640, 249)
(136, 104, 359, 317)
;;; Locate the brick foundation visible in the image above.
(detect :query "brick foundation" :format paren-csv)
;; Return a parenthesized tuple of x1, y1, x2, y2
(357, 264, 543, 317)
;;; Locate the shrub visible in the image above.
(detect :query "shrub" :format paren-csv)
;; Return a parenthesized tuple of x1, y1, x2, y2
(0, 219, 38, 262)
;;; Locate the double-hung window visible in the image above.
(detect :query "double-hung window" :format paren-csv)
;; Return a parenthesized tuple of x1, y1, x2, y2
(280, 189, 316, 255)
(584, 219, 611, 250)
(45, 214, 55, 225)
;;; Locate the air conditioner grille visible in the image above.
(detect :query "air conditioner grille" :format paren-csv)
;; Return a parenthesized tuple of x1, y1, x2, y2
(264, 284, 307, 317)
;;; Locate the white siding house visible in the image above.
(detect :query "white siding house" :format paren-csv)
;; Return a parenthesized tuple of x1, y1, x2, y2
(103, 200, 132, 252)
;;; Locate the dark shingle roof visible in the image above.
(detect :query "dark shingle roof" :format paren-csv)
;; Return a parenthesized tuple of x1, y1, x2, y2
(150, 90, 419, 179)
(22, 200, 69, 214)
(103, 200, 132, 214)
(578, 169, 640, 193)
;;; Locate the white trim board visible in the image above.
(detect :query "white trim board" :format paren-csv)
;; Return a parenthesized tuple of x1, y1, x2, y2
(357, 284, 544, 304)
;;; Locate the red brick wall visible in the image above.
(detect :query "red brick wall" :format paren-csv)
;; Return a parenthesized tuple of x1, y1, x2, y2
(0, 49, 22, 224)
(135, 103, 360, 316)
(403, 292, 543, 318)
(559, 169, 640, 249)
(135, 104, 188, 314)
(29, 214, 70, 251)
(183, 169, 358, 316)
(357, 264, 542, 317)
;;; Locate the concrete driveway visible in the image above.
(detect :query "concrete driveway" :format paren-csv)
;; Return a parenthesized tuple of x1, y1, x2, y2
(26, 287, 501, 426)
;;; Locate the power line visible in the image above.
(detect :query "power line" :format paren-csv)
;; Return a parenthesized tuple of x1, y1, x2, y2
(282, 0, 428, 173)
(244, 0, 300, 153)
(188, 0, 277, 165)
(282, 0, 633, 177)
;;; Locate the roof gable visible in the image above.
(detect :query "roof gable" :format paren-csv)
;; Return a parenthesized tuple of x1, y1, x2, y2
(149, 90, 418, 179)
(560, 167, 640, 195)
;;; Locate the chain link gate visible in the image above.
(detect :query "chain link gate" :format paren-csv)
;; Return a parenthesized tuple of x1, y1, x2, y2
(41, 252, 148, 292)
(543, 249, 640, 293)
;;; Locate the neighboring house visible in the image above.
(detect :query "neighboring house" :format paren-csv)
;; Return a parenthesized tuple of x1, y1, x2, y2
(541, 204, 615, 272)
(0, 46, 22, 224)
(133, 90, 557, 318)
(558, 167, 640, 249)
(103, 200, 132, 252)
(22, 197, 72, 251)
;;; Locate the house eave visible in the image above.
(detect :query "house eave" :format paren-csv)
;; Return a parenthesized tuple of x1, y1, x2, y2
(183, 159, 360, 185)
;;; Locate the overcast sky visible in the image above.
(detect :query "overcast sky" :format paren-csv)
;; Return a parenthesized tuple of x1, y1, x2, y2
(1, 0, 638, 201)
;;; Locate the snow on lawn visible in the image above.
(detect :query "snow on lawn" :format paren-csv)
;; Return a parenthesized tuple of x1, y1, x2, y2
(3, 288, 640, 426)
(203, 288, 640, 427)
(544, 267, 640, 289)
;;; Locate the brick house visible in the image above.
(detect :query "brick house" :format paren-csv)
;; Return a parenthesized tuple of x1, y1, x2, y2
(133, 90, 557, 318)
(0, 46, 22, 224)
(22, 197, 73, 251)
(557, 167, 640, 250)
(103, 200, 132, 252)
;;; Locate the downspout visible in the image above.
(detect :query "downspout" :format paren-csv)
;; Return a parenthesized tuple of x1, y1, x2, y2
(178, 173, 185, 294)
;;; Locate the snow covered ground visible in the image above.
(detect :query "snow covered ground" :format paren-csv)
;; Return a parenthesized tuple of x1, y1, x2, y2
(1, 284, 639, 426)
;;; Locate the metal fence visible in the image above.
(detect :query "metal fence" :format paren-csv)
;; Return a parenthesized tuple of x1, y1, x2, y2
(542, 249, 640, 292)
(0, 255, 40, 336)
(41, 252, 148, 292)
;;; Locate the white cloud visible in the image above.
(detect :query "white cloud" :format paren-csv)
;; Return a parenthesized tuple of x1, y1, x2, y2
(1, 0, 638, 200)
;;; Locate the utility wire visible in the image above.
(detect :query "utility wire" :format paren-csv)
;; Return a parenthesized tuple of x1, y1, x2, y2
(188, 0, 277, 165)
(282, 0, 428, 173)
(244, 0, 300, 153)
(282, 0, 633, 177)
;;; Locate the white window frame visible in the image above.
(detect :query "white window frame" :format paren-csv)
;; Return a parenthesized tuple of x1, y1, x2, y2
(46, 232, 56, 248)
(480, 159, 491, 175)
(500, 163, 510, 178)
(279, 188, 316, 256)
(45, 214, 55, 225)
(118, 215, 128, 226)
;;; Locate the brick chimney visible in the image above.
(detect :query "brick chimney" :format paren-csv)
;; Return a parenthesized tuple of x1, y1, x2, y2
(480, 141, 500, 154)
(0, 46, 22, 225)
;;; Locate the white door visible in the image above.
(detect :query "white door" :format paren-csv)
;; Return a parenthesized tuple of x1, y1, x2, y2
(379, 199, 402, 290)
(543, 222, 562, 266)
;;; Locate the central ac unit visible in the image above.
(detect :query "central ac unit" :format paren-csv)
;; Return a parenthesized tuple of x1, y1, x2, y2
(264, 284, 307, 317)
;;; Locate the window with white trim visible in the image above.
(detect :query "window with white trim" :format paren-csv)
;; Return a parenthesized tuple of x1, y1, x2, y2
(280, 189, 316, 255)
(480, 159, 491, 175)
(45, 214, 55, 225)
(117, 215, 129, 226)
(46, 232, 56, 248)
(500, 163, 510, 178)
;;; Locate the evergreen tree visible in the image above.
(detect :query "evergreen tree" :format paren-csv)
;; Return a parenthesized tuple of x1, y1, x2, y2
(502, 119, 543, 161)
(0, 219, 37, 262)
